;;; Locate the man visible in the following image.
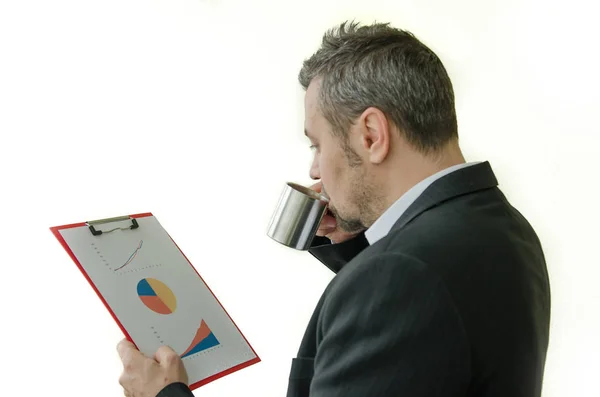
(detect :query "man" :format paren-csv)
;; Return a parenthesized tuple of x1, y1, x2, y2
(117, 21, 551, 397)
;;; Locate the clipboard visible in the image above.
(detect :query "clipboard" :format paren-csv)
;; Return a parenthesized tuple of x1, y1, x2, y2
(50, 212, 260, 391)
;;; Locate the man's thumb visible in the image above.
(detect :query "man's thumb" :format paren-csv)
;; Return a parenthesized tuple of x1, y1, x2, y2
(154, 345, 179, 364)
(309, 181, 322, 193)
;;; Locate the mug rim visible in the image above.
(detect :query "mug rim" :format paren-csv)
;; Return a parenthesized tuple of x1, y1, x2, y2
(286, 182, 329, 203)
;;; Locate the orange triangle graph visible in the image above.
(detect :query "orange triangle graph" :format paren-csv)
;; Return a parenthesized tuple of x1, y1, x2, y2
(180, 319, 220, 358)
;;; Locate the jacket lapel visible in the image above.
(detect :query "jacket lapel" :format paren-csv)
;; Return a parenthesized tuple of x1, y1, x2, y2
(308, 232, 369, 274)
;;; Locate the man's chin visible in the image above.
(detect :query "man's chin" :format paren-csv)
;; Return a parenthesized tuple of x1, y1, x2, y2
(335, 215, 367, 234)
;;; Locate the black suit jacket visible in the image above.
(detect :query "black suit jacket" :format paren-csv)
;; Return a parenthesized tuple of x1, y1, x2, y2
(286, 161, 550, 397)
(158, 161, 550, 397)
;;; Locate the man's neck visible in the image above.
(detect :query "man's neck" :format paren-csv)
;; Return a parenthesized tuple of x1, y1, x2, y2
(376, 144, 466, 222)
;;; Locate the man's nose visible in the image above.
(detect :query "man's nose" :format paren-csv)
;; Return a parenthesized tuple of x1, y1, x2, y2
(309, 155, 320, 180)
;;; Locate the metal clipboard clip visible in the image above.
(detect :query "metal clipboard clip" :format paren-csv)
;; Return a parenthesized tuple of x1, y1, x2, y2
(86, 215, 139, 236)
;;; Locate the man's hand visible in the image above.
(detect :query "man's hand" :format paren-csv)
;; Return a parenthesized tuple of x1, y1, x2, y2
(310, 182, 360, 244)
(117, 338, 189, 397)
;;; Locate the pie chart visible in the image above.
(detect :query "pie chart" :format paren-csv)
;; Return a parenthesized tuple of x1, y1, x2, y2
(137, 278, 177, 314)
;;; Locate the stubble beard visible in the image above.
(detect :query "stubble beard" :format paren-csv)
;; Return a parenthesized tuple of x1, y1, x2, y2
(323, 141, 382, 234)
(325, 176, 374, 234)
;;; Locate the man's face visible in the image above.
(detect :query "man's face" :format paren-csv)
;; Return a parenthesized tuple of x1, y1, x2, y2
(304, 80, 370, 234)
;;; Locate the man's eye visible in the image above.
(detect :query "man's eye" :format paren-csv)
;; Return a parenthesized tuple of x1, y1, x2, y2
(310, 145, 319, 151)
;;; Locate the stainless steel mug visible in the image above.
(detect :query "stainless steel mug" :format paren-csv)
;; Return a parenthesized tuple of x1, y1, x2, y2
(267, 182, 329, 250)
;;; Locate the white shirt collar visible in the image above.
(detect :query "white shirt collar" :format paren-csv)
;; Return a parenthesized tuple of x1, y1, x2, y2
(364, 162, 480, 245)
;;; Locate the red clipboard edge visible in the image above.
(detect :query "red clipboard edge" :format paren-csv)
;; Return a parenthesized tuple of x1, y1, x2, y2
(49, 212, 261, 392)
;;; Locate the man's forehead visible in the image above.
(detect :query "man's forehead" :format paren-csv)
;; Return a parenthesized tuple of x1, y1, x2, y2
(304, 79, 321, 135)
(304, 82, 319, 112)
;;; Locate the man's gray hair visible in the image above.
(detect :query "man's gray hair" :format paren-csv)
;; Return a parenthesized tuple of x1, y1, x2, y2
(299, 20, 458, 154)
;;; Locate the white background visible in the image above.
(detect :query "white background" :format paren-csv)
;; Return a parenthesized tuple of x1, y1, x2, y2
(1, 0, 598, 396)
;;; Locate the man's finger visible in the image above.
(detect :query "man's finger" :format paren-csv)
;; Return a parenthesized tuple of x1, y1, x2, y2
(154, 345, 179, 365)
(309, 181, 322, 192)
(117, 338, 142, 364)
(319, 228, 335, 234)
(117, 338, 134, 357)
(320, 214, 336, 228)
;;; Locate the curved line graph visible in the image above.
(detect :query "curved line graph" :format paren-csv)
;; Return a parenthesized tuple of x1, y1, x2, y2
(114, 240, 143, 271)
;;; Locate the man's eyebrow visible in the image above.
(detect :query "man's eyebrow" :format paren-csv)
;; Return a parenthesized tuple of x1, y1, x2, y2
(304, 128, 312, 138)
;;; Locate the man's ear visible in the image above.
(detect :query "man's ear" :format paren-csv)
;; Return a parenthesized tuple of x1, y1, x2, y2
(359, 107, 390, 164)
